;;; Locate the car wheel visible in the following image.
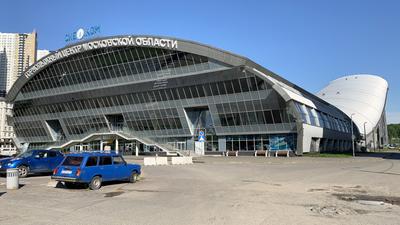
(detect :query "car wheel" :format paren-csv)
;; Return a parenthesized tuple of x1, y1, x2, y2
(89, 176, 102, 190)
(18, 165, 29, 178)
(129, 172, 138, 183)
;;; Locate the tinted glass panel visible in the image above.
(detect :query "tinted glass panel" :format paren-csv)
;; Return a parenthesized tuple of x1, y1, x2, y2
(62, 156, 83, 166)
(113, 156, 124, 164)
(99, 156, 112, 165)
(48, 151, 57, 157)
(85, 156, 98, 167)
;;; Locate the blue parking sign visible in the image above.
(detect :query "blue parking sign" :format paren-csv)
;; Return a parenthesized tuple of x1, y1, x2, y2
(198, 130, 205, 142)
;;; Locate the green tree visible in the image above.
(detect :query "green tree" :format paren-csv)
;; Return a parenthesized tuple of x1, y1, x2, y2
(388, 124, 400, 144)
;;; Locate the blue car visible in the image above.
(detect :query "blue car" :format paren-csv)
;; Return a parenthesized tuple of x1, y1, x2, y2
(0, 150, 64, 177)
(51, 152, 141, 190)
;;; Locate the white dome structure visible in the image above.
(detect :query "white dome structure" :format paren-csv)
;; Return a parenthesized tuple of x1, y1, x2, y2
(317, 74, 389, 149)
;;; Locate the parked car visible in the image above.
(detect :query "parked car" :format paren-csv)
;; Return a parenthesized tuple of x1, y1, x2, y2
(0, 150, 64, 177)
(51, 152, 141, 190)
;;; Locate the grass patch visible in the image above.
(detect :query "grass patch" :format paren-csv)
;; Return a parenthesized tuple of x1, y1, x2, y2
(304, 152, 353, 158)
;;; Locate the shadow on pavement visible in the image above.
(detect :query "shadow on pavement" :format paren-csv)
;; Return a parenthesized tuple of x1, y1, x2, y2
(356, 151, 400, 160)
(0, 192, 5, 197)
(55, 180, 130, 190)
(0, 172, 53, 178)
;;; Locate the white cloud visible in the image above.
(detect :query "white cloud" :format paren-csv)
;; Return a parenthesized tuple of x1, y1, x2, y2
(387, 112, 400, 124)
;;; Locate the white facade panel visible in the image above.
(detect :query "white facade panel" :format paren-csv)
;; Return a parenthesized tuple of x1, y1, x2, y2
(317, 74, 388, 135)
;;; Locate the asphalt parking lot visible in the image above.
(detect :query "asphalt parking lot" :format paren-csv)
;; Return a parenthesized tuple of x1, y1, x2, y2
(1, 153, 400, 225)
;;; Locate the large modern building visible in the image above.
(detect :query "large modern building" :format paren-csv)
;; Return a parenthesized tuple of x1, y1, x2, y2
(0, 31, 37, 155)
(318, 74, 389, 150)
(6, 35, 364, 155)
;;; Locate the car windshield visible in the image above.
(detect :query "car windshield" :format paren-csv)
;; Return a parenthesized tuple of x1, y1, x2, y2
(16, 151, 34, 158)
(62, 156, 84, 166)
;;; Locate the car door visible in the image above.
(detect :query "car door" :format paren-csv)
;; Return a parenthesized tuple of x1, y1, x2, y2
(112, 156, 129, 180)
(98, 156, 113, 181)
(47, 151, 61, 171)
(29, 151, 50, 172)
(82, 156, 98, 182)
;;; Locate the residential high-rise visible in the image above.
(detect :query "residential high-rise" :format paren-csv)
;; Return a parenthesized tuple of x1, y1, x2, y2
(0, 31, 37, 155)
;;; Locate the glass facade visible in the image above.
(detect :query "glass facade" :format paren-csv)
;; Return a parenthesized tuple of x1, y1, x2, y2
(9, 38, 354, 154)
(13, 45, 298, 150)
(225, 134, 296, 151)
(19, 47, 227, 99)
(293, 102, 351, 133)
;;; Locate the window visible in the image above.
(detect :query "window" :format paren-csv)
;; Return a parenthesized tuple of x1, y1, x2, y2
(48, 151, 57, 157)
(85, 156, 98, 167)
(316, 111, 324, 127)
(294, 102, 308, 123)
(306, 107, 316, 126)
(37, 151, 47, 158)
(62, 156, 84, 166)
(272, 110, 282, 123)
(113, 156, 124, 165)
(99, 156, 112, 165)
(264, 111, 274, 124)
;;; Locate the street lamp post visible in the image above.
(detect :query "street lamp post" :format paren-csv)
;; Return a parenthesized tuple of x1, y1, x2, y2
(363, 122, 367, 150)
(350, 113, 355, 157)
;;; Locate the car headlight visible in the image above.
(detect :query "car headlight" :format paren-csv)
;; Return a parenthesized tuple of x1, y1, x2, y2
(7, 163, 13, 166)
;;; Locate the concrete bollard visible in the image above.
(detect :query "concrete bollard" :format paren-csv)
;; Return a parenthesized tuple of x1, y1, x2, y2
(155, 157, 168, 165)
(171, 157, 193, 165)
(6, 168, 19, 190)
(143, 157, 157, 166)
(144, 157, 168, 166)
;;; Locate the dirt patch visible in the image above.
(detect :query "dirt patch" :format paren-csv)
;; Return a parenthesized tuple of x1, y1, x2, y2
(334, 194, 400, 206)
(332, 185, 367, 194)
(104, 191, 124, 197)
(131, 189, 164, 193)
(308, 188, 328, 192)
(242, 180, 281, 186)
(308, 205, 367, 217)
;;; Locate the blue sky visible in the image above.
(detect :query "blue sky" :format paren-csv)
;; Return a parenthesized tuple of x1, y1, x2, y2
(2, 0, 399, 123)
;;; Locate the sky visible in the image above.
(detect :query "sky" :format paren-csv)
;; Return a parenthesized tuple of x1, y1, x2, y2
(1, 0, 399, 123)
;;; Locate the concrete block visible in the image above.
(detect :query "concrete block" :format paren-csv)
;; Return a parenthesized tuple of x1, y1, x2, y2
(184, 157, 193, 164)
(155, 157, 168, 165)
(144, 157, 157, 166)
(171, 157, 193, 165)
(171, 157, 183, 165)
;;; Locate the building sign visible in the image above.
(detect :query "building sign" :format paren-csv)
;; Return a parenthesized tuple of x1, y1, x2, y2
(198, 130, 206, 142)
(65, 26, 101, 42)
(25, 36, 178, 79)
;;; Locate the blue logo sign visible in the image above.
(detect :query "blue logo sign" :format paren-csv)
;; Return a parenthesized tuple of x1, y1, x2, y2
(65, 25, 101, 43)
(198, 130, 205, 142)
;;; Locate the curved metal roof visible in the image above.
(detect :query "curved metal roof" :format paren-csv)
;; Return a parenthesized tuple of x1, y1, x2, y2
(6, 34, 252, 102)
(7, 34, 348, 120)
(317, 74, 388, 135)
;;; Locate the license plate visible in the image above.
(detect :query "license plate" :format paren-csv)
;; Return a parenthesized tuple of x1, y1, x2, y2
(61, 170, 72, 174)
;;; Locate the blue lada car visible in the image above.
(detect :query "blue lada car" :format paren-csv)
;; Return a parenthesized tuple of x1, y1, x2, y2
(51, 152, 141, 190)
(0, 150, 64, 177)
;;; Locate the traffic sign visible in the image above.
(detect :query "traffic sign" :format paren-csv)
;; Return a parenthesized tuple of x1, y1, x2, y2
(198, 130, 205, 142)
